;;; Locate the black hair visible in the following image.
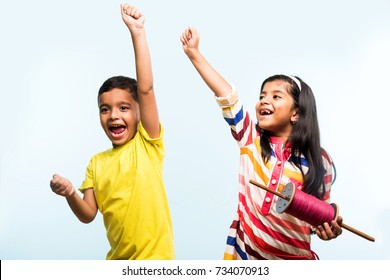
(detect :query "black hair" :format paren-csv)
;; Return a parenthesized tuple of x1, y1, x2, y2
(259, 74, 328, 199)
(98, 75, 138, 102)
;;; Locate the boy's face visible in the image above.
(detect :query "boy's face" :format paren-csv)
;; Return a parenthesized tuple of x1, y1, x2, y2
(98, 88, 140, 147)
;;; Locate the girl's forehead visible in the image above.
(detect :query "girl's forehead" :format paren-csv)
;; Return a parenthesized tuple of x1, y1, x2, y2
(264, 79, 288, 87)
(262, 80, 290, 92)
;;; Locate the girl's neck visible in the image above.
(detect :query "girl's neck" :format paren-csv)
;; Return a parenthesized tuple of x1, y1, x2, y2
(269, 135, 291, 146)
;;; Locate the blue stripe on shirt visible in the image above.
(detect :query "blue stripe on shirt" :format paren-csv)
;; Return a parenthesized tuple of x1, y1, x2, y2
(289, 156, 309, 167)
(226, 236, 248, 260)
(223, 105, 244, 126)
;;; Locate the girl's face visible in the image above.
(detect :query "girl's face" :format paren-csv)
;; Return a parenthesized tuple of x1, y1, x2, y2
(98, 88, 140, 147)
(255, 80, 299, 141)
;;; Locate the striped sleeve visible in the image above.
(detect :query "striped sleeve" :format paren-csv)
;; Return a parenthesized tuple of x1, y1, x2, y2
(321, 149, 335, 202)
(215, 85, 257, 147)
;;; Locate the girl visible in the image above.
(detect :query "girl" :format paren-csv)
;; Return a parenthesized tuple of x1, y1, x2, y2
(180, 27, 342, 260)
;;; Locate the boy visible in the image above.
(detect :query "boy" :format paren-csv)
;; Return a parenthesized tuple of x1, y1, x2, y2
(50, 4, 175, 260)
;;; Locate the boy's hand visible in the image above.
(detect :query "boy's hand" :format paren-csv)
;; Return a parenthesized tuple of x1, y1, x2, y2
(50, 174, 75, 198)
(120, 3, 145, 31)
(180, 27, 200, 57)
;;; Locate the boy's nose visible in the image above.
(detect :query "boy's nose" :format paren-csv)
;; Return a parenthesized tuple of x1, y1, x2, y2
(110, 109, 120, 119)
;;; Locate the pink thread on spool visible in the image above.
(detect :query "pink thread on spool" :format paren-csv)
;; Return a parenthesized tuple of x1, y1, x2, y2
(276, 182, 338, 226)
(249, 179, 375, 242)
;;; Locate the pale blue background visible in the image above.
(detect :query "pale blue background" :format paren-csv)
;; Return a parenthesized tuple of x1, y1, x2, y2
(1, 0, 389, 260)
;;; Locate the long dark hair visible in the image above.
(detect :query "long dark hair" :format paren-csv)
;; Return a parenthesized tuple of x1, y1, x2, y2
(259, 74, 326, 199)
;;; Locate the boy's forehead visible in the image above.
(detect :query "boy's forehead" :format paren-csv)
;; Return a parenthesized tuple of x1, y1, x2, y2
(98, 88, 135, 104)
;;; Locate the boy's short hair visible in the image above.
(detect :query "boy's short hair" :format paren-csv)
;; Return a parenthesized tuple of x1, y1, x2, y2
(98, 76, 138, 102)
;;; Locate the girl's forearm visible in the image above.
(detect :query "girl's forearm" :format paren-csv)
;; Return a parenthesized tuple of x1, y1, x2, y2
(188, 50, 231, 98)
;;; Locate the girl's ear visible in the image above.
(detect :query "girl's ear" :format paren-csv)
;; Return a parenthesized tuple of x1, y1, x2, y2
(291, 109, 299, 124)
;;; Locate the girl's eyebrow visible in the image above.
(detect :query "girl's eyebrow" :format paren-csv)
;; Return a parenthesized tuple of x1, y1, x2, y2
(260, 90, 287, 95)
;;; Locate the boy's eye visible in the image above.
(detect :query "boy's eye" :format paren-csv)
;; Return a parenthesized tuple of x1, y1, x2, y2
(100, 107, 109, 113)
(273, 95, 281, 99)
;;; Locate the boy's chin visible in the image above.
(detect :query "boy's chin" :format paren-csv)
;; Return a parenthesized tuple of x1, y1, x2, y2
(111, 135, 134, 147)
(111, 140, 125, 147)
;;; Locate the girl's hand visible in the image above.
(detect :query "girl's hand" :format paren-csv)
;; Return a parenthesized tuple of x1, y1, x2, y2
(120, 3, 145, 31)
(180, 26, 200, 57)
(50, 174, 75, 198)
(315, 215, 343, 240)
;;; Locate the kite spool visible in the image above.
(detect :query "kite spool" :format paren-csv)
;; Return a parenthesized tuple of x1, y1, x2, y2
(276, 182, 338, 226)
(249, 180, 375, 242)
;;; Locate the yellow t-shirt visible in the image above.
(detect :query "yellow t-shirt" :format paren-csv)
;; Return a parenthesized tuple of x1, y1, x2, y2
(79, 122, 175, 260)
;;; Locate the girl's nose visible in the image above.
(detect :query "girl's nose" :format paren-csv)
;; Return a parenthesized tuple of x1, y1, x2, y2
(260, 97, 270, 105)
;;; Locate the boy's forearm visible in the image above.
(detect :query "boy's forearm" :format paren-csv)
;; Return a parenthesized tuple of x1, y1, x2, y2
(131, 29, 153, 95)
(65, 192, 97, 223)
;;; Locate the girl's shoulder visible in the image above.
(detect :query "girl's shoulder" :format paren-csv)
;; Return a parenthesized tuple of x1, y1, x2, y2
(321, 148, 333, 165)
(321, 148, 336, 184)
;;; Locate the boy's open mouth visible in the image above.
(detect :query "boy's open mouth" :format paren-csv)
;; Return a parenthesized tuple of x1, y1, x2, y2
(109, 124, 126, 135)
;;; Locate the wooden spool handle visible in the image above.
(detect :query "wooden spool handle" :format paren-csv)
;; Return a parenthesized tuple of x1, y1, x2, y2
(249, 180, 289, 200)
(249, 180, 375, 242)
(331, 203, 375, 242)
(340, 222, 375, 242)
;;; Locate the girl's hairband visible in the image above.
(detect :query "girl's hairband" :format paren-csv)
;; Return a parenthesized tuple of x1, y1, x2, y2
(287, 75, 301, 91)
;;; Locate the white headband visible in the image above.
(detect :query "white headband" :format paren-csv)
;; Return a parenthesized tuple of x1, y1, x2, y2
(287, 75, 301, 91)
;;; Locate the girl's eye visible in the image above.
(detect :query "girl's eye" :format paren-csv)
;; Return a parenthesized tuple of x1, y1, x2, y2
(120, 106, 129, 111)
(273, 95, 281, 99)
(100, 107, 108, 113)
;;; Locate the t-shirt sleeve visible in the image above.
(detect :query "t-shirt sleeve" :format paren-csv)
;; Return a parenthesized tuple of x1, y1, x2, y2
(138, 121, 165, 163)
(78, 157, 95, 193)
(138, 121, 164, 145)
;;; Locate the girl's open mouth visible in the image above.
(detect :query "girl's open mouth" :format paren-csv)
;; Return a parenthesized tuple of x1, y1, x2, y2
(260, 109, 273, 116)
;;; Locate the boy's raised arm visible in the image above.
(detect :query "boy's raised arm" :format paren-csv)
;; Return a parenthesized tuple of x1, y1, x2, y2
(121, 4, 160, 138)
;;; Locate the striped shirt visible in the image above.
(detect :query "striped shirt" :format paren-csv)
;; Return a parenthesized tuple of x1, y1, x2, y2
(216, 89, 334, 260)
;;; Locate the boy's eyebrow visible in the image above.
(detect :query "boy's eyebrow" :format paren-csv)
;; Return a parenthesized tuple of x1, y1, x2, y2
(99, 103, 109, 109)
(118, 101, 132, 106)
(99, 101, 133, 108)
(116, 101, 133, 108)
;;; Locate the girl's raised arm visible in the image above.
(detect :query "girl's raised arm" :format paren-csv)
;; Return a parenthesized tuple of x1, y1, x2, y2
(181, 27, 232, 98)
